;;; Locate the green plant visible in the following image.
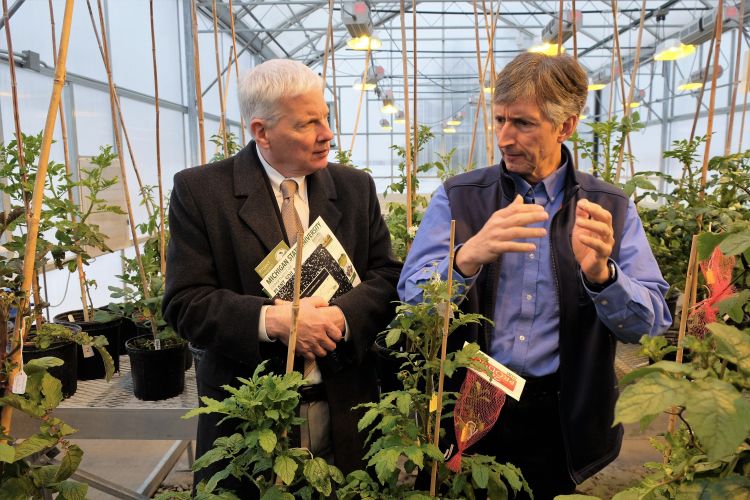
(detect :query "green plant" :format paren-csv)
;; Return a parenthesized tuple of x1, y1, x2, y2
(339, 277, 530, 499)
(599, 223, 750, 499)
(571, 112, 645, 185)
(210, 131, 242, 163)
(384, 126, 458, 262)
(177, 362, 344, 498)
(0, 357, 87, 499)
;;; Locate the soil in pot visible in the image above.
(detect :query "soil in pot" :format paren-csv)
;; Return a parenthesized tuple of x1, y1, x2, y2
(135, 323, 192, 371)
(24, 323, 80, 398)
(126, 334, 187, 401)
(53, 309, 122, 380)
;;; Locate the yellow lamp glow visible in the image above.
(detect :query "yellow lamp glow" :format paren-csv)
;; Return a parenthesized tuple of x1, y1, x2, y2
(443, 126, 456, 134)
(654, 39, 694, 61)
(446, 117, 461, 126)
(677, 81, 704, 91)
(629, 101, 641, 109)
(394, 110, 405, 124)
(347, 35, 382, 51)
(380, 99, 399, 114)
(588, 82, 607, 91)
(353, 80, 377, 91)
(528, 42, 565, 56)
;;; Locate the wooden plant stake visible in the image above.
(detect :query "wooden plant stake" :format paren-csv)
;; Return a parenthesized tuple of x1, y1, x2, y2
(348, 48, 371, 155)
(667, 235, 698, 435)
(723, 0, 745, 154)
(697, 2, 723, 197)
(1, 0, 75, 438)
(190, 0, 207, 164)
(211, 0, 228, 158)
(149, 0, 167, 279)
(429, 220, 457, 496)
(571, 0, 580, 170)
(92, 0, 157, 340)
(227, 0, 246, 144)
(400, 0, 414, 248)
(285, 229, 305, 374)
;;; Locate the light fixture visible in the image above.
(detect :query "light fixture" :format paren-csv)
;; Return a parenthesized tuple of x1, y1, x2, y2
(379, 118, 392, 131)
(579, 106, 589, 120)
(628, 89, 645, 109)
(442, 124, 456, 134)
(446, 111, 464, 126)
(352, 65, 384, 91)
(346, 35, 382, 51)
(380, 89, 399, 114)
(342, 1, 382, 51)
(587, 79, 607, 91)
(677, 64, 724, 92)
(654, 38, 695, 61)
(394, 110, 406, 124)
(528, 41, 565, 56)
(483, 79, 493, 94)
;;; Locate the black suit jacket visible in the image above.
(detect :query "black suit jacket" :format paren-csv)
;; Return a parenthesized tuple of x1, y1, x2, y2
(163, 142, 401, 481)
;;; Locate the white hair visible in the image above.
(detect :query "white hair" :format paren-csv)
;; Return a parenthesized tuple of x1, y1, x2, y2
(238, 59, 324, 136)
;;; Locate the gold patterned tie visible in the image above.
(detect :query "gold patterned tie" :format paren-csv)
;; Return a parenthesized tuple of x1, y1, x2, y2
(280, 179, 304, 245)
(279, 179, 316, 378)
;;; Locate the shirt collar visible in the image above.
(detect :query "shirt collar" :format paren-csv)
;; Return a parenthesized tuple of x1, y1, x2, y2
(255, 143, 307, 201)
(509, 154, 568, 206)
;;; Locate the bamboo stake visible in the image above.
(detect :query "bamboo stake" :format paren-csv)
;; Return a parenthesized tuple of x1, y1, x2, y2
(480, 0, 495, 163)
(666, 235, 698, 434)
(1, 0, 75, 438)
(329, 21, 342, 151)
(321, 0, 334, 82)
(48, 0, 91, 320)
(472, 0, 490, 167)
(557, 0, 564, 55)
(400, 0, 413, 247)
(227, 0, 246, 145)
(149, 0, 166, 279)
(614, 0, 647, 184)
(724, 0, 745, 155)
(348, 48, 371, 154)
(84, 1, 153, 220)
(738, 51, 750, 152)
(412, 3, 418, 180)
(285, 230, 305, 374)
(211, 0, 228, 158)
(688, 36, 716, 144)
(92, 0, 157, 340)
(429, 220, 456, 496)
(609, 0, 636, 181)
(697, 2, 723, 199)
(571, 0, 580, 170)
(191, 0, 207, 164)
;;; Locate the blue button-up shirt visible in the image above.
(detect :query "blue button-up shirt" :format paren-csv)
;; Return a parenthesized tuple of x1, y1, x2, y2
(398, 161, 672, 377)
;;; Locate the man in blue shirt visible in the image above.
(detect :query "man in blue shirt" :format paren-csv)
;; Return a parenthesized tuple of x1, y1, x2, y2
(398, 52, 671, 499)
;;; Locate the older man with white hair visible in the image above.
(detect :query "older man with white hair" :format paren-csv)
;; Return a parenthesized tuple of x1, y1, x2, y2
(164, 59, 401, 496)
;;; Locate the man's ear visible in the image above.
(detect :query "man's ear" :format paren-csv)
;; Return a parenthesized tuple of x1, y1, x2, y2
(250, 118, 270, 147)
(558, 114, 579, 143)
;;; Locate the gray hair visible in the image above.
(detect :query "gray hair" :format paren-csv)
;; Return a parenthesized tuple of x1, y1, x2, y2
(238, 59, 325, 135)
(493, 52, 588, 127)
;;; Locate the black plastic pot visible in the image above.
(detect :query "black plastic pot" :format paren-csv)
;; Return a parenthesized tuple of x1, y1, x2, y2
(126, 334, 186, 401)
(24, 324, 80, 398)
(53, 309, 122, 380)
(373, 333, 408, 393)
(135, 323, 192, 371)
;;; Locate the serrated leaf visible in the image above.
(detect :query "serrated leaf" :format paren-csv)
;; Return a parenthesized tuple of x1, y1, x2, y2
(358, 407, 379, 431)
(697, 232, 728, 261)
(716, 290, 750, 324)
(0, 442, 15, 462)
(0, 477, 37, 500)
(41, 372, 63, 410)
(618, 360, 691, 386)
(708, 323, 750, 374)
(371, 448, 400, 483)
(258, 428, 277, 453)
(260, 488, 295, 500)
(14, 433, 58, 461)
(686, 378, 750, 461)
(55, 444, 84, 482)
(719, 232, 750, 257)
(385, 328, 401, 347)
(403, 445, 424, 469)
(396, 393, 411, 415)
(56, 480, 89, 500)
(615, 372, 689, 425)
(303, 457, 330, 491)
(273, 455, 297, 485)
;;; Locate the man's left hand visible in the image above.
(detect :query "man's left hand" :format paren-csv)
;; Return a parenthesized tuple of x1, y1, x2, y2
(572, 199, 614, 284)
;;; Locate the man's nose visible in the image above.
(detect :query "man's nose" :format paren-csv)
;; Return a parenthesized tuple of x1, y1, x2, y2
(496, 123, 514, 148)
(319, 121, 334, 142)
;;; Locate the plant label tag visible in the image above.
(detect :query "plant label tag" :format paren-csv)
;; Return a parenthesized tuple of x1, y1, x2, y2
(464, 343, 526, 401)
(436, 301, 453, 319)
(82, 345, 95, 358)
(429, 393, 438, 413)
(67, 314, 75, 322)
(154, 339, 162, 350)
(12, 370, 27, 394)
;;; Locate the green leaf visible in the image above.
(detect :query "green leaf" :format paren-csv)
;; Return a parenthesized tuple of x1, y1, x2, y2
(719, 232, 750, 257)
(14, 433, 59, 461)
(273, 455, 297, 485)
(358, 407, 379, 431)
(716, 291, 750, 324)
(471, 460, 489, 488)
(396, 393, 411, 415)
(258, 428, 277, 453)
(41, 372, 63, 410)
(0, 477, 37, 500)
(0, 442, 15, 463)
(708, 323, 750, 374)
(614, 372, 689, 425)
(371, 448, 400, 483)
(403, 445, 424, 469)
(385, 328, 402, 347)
(686, 378, 750, 461)
(55, 444, 84, 482)
(556, 496, 602, 500)
(697, 232, 728, 261)
(55, 480, 89, 500)
(303, 457, 331, 493)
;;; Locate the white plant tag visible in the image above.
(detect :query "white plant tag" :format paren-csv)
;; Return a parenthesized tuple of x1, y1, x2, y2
(82, 345, 95, 358)
(12, 370, 27, 394)
(154, 339, 162, 350)
(67, 314, 75, 322)
(463, 342, 526, 401)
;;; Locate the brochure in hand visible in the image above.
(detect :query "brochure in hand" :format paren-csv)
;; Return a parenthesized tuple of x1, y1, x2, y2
(255, 216, 360, 301)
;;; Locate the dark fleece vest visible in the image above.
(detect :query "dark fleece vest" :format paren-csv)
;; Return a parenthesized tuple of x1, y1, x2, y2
(443, 145, 629, 483)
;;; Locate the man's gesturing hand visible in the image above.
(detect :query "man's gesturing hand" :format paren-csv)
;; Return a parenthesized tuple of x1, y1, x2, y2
(572, 199, 615, 284)
(455, 194, 548, 276)
(266, 296, 345, 360)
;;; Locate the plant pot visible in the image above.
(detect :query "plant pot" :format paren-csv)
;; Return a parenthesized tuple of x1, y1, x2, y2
(53, 309, 122, 380)
(24, 324, 80, 398)
(135, 323, 192, 371)
(126, 334, 186, 401)
(373, 333, 407, 393)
